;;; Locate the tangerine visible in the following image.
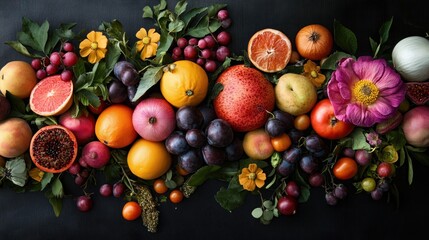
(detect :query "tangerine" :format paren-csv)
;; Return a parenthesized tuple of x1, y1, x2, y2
(95, 104, 137, 148)
(127, 138, 171, 180)
(29, 75, 73, 116)
(270, 133, 292, 152)
(160, 60, 208, 108)
(247, 28, 292, 73)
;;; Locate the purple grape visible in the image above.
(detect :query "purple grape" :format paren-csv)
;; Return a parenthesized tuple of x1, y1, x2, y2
(99, 183, 113, 197)
(216, 46, 231, 62)
(184, 45, 198, 59)
(203, 35, 216, 48)
(178, 149, 204, 173)
(188, 38, 198, 46)
(113, 182, 125, 198)
(201, 144, 226, 166)
(177, 37, 188, 48)
(308, 172, 324, 187)
(60, 69, 73, 81)
(197, 39, 208, 49)
(196, 58, 205, 66)
(31, 58, 42, 70)
(63, 42, 74, 52)
(76, 195, 93, 212)
(333, 184, 348, 199)
(200, 49, 212, 59)
(62, 52, 78, 67)
(68, 162, 81, 175)
(285, 181, 300, 198)
(36, 69, 47, 80)
(204, 59, 217, 72)
(205, 118, 233, 147)
(342, 147, 355, 158)
(355, 149, 372, 166)
(299, 154, 319, 174)
(216, 31, 231, 46)
(108, 78, 128, 103)
(165, 131, 190, 155)
(225, 137, 244, 161)
(221, 18, 232, 29)
(371, 188, 384, 200)
(282, 147, 301, 164)
(217, 9, 229, 21)
(172, 46, 182, 57)
(277, 160, 295, 177)
(74, 174, 86, 186)
(49, 52, 62, 66)
(185, 129, 206, 148)
(46, 64, 58, 75)
(120, 68, 139, 86)
(325, 192, 338, 206)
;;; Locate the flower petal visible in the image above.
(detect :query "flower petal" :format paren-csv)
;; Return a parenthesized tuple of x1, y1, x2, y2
(97, 35, 108, 49)
(136, 28, 148, 39)
(150, 32, 161, 43)
(352, 56, 385, 82)
(86, 31, 96, 42)
(79, 47, 92, 57)
(243, 180, 256, 191)
(248, 164, 257, 173)
(87, 51, 98, 64)
(255, 179, 265, 188)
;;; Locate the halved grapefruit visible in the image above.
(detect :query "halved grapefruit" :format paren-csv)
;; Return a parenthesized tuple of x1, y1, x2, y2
(29, 75, 74, 116)
(247, 28, 292, 73)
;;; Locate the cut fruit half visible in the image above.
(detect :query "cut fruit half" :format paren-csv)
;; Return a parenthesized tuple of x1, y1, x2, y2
(247, 28, 292, 73)
(30, 125, 78, 173)
(29, 75, 74, 116)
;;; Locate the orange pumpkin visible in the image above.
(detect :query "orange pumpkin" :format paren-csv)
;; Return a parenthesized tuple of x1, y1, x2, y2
(295, 24, 333, 61)
(159, 60, 208, 108)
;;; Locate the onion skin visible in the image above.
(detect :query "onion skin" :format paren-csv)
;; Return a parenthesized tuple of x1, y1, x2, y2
(392, 36, 429, 82)
(402, 106, 429, 147)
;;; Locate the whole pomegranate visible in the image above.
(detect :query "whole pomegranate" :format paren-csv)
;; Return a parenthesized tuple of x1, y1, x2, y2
(59, 110, 96, 144)
(213, 65, 275, 132)
(402, 106, 429, 147)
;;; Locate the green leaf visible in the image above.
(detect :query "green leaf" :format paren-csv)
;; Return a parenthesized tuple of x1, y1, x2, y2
(74, 72, 94, 91)
(104, 43, 121, 73)
(404, 148, 414, 185)
(386, 129, 407, 150)
(48, 196, 62, 217)
(102, 163, 121, 182)
(6, 91, 26, 114)
(320, 51, 354, 70)
(40, 172, 54, 190)
(5, 157, 28, 187)
(51, 177, 64, 198)
(215, 186, 247, 212)
(252, 207, 263, 218)
(270, 152, 282, 168)
(142, 6, 154, 18)
(168, 19, 185, 33)
(157, 31, 174, 56)
(174, 0, 188, 16)
(263, 200, 274, 210)
(351, 128, 371, 151)
(132, 66, 164, 102)
(18, 18, 50, 53)
(207, 4, 227, 17)
(75, 89, 100, 107)
(153, 0, 168, 16)
(181, 7, 207, 30)
(378, 17, 393, 45)
(262, 209, 274, 221)
(369, 37, 379, 55)
(4, 41, 35, 57)
(265, 174, 277, 189)
(185, 15, 215, 38)
(334, 19, 358, 55)
(187, 165, 222, 186)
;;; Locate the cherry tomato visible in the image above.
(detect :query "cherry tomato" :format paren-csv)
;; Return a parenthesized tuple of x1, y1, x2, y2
(122, 201, 142, 221)
(169, 189, 184, 204)
(294, 114, 311, 131)
(377, 162, 394, 178)
(270, 133, 292, 152)
(332, 157, 358, 180)
(153, 178, 168, 194)
(310, 98, 354, 140)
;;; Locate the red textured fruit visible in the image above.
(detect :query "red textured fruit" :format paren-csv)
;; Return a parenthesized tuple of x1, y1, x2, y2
(213, 65, 275, 132)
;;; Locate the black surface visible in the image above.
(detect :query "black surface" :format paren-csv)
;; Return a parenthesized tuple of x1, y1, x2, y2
(1, 0, 428, 239)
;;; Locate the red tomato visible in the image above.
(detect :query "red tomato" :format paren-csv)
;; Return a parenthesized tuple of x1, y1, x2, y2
(310, 98, 354, 140)
(122, 201, 142, 221)
(333, 157, 358, 180)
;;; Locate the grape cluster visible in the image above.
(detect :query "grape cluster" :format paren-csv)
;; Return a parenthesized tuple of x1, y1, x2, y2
(30, 42, 78, 81)
(171, 9, 233, 72)
(277, 180, 300, 216)
(109, 61, 140, 105)
(165, 105, 244, 174)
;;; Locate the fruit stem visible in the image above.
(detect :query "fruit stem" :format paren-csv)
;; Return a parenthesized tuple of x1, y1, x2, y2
(309, 31, 321, 42)
(149, 116, 157, 124)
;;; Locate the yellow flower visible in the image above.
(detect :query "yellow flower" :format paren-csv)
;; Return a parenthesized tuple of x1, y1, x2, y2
(79, 31, 108, 64)
(136, 28, 160, 60)
(29, 168, 44, 182)
(302, 60, 326, 88)
(238, 163, 266, 191)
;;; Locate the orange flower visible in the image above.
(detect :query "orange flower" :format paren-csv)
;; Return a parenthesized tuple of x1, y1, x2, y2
(136, 28, 160, 60)
(238, 163, 266, 191)
(302, 60, 326, 88)
(29, 167, 44, 182)
(79, 31, 108, 64)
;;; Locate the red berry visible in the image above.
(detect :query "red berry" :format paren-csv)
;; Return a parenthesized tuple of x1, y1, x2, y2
(31, 58, 42, 70)
(217, 9, 229, 21)
(177, 37, 188, 48)
(63, 42, 74, 52)
(277, 196, 297, 215)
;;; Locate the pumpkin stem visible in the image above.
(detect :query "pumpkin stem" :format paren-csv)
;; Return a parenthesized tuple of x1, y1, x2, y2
(163, 63, 176, 73)
(309, 31, 321, 42)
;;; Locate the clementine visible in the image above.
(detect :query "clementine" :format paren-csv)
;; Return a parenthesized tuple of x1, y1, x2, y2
(95, 104, 137, 148)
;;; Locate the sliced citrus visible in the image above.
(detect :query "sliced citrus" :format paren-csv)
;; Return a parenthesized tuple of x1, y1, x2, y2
(247, 28, 292, 73)
(29, 75, 73, 116)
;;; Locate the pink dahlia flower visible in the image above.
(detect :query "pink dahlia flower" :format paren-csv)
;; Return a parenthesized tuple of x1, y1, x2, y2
(327, 56, 405, 127)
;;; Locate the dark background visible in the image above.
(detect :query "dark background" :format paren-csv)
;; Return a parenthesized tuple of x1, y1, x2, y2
(1, 0, 428, 239)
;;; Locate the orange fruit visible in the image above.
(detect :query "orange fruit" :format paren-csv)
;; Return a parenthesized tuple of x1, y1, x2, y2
(332, 157, 358, 180)
(270, 133, 292, 152)
(213, 65, 275, 132)
(247, 28, 292, 73)
(160, 60, 208, 108)
(295, 24, 333, 61)
(294, 114, 311, 131)
(29, 75, 73, 116)
(169, 189, 184, 204)
(95, 104, 137, 148)
(127, 138, 171, 180)
(0, 61, 37, 99)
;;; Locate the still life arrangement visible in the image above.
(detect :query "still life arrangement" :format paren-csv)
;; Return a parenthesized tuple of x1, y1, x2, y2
(0, 0, 428, 233)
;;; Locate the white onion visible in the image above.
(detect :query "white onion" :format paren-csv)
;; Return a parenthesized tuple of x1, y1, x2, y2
(392, 36, 429, 82)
